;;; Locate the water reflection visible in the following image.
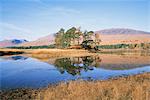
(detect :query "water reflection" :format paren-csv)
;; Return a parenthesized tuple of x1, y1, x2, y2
(54, 56, 99, 76)
(1, 54, 150, 89)
(1, 56, 28, 60)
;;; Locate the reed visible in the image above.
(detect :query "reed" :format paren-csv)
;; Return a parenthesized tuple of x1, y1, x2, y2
(1, 73, 149, 100)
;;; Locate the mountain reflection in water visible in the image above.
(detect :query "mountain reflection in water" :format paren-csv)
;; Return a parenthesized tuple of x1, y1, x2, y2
(1, 56, 28, 60)
(11, 56, 28, 60)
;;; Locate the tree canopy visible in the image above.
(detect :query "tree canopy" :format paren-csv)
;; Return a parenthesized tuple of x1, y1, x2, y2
(54, 27, 101, 49)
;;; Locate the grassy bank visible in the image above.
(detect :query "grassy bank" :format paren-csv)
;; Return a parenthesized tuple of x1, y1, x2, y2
(0, 49, 24, 56)
(0, 49, 95, 58)
(1, 73, 150, 100)
(1, 48, 150, 56)
(6, 43, 150, 49)
(26, 49, 96, 59)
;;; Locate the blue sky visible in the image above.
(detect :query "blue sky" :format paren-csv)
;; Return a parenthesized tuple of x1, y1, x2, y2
(0, 0, 149, 40)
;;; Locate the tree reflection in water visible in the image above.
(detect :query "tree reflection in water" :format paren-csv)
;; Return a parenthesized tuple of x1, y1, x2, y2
(54, 56, 101, 76)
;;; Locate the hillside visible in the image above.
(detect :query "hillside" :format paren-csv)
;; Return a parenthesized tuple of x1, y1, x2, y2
(20, 28, 150, 46)
(18, 34, 55, 47)
(0, 39, 28, 47)
(96, 28, 150, 34)
(96, 28, 150, 45)
(1, 28, 150, 47)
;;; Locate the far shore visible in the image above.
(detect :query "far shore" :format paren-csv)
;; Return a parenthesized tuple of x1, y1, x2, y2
(0, 48, 149, 57)
(0, 48, 94, 57)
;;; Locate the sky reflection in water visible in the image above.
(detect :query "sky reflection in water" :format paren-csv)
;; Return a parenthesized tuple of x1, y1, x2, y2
(0, 55, 150, 90)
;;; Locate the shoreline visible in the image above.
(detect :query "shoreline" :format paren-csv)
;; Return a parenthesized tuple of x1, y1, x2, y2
(1, 72, 150, 100)
(0, 48, 149, 57)
(0, 48, 94, 58)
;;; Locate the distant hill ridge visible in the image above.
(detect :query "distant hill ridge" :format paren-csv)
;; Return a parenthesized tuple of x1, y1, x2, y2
(17, 34, 55, 47)
(0, 39, 28, 47)
(11, 39, 28, 44)
(95, 28, 150, 45)
(0, 28, 150, 47)
(96, 28, 150, 34)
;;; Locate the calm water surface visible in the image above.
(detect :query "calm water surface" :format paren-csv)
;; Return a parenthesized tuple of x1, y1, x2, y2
(0, 54, 150, 90)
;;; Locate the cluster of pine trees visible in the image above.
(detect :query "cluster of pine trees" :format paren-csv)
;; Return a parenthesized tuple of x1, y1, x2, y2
(54, 27, 101, 48)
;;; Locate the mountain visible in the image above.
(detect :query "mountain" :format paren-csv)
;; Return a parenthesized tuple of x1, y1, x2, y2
(0, 39, 28, 47)
(1, 28, 150, 47)
(20, 28, 150, 46)
(95, 28, 150, 45)
(18, 34, 55, 47)
(96, 28, 150, 34)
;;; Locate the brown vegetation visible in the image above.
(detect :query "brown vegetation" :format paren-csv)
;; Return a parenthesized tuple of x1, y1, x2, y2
(26, 49, 95, 58)
(0, 48, 95, 57)
(1, 73, 150, 100)
(0, 49, 24, 56)
(37, 73, 150, 100)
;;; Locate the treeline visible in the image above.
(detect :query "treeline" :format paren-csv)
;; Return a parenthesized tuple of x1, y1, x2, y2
(98, 43, 150, 49)
(7, 45, 55, 49)
(7, 43, 150, 49)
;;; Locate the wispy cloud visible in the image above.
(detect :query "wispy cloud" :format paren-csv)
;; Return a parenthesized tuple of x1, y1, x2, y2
(52, 7, 80, 15)
(19, 0, 42, 3)
(0, 22, 33, 34)
(38, 6, 81, 16)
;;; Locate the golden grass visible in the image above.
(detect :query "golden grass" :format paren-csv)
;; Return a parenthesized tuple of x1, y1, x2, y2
(24, 49, 95, 59)
(36, 73, 150, 100)
(1, 73, 150, 100)
(1, 48, 149, 58)
(0, 49, 25, 56)
(0, 48, 95, 58)
(0, 48, 23, 52)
